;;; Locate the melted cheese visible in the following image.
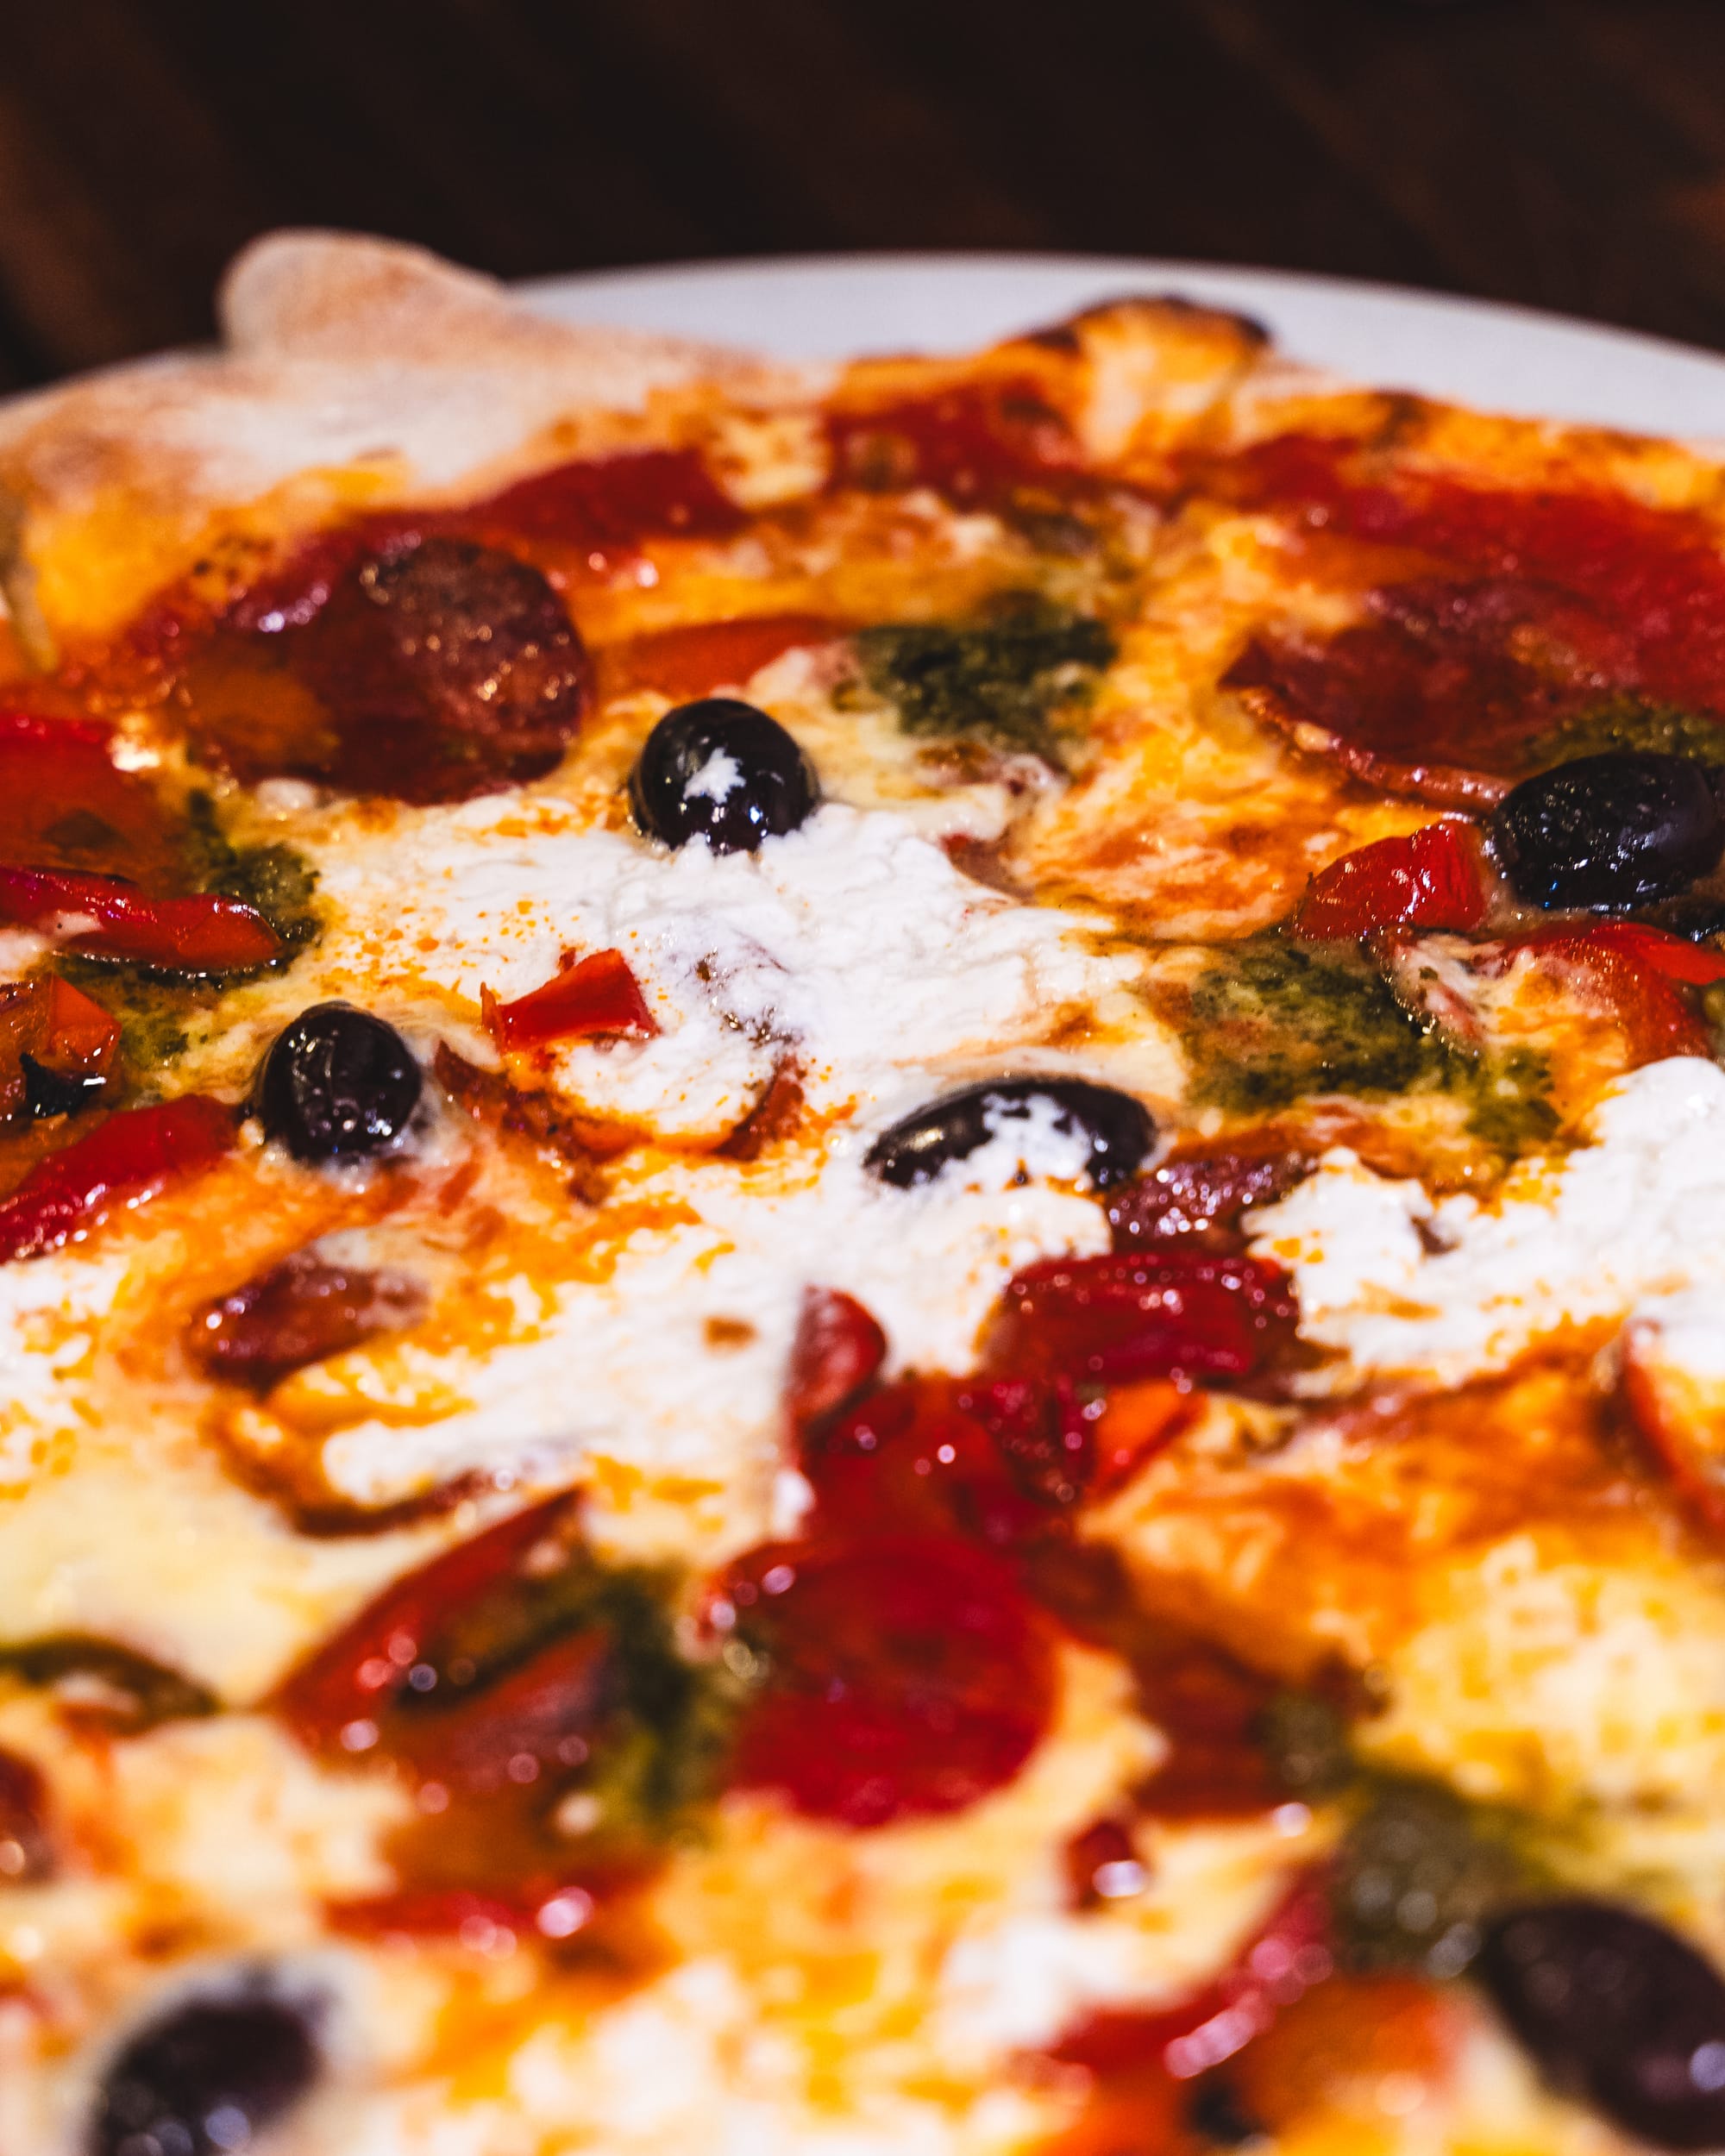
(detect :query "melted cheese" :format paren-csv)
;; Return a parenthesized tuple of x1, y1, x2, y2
(1251, 1057, 1725, 1383)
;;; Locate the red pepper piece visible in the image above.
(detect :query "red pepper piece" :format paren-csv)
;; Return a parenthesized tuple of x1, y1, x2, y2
(0, 1094, 233, 1263)
(274, 1494, 579, 1753)
(1296, 822, 1487, 940)
(985, 1250, 1302, 1388)
(188, 1249, 428, 1393)
(1107, 1144, 1314, 1256)
(785, 1286, 888, 1438)
(0, 710, 188, 885)
(0, 867, 280, 972)
(0, 975, 120, 1119)
(1494, 923, 1713, 1063)
(718, 1534, 1056, 1827)
(0, 1745, 52, 1883)
(1052, 1875, 1333, 2079)
(483, 949, 658, 1053)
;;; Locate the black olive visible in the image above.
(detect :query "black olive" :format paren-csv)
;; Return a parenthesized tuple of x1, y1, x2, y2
(1477, 1899, 1725, 2149)
(19, 1053, 106, 1119)
(255, 1003, 422, 1163)
(863, 1077, 1155, 1191)
(90, 1987, 323, 2156)
(630, 698, 818, 854)
(1183, 2078, 1268, 2147)
(1491, 752, 1725, 912)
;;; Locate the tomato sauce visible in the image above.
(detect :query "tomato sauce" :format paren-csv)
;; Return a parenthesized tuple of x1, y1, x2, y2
(826, 379, 1088, 507)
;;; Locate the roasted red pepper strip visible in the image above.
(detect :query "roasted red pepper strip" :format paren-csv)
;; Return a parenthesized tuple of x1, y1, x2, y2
(1295, 822, 1487, 940)
(785, 1286, 888, 1438)
(0, 1094, 234, 1263)
(483, 949, 658, 1053)
(275, 1494, 579, 1752)
(1492, 922, 1714, 1062)
(0, 867, 280, 972)
(1052, 1875, 1333, 2079)
(0, 975, 120, 1118)
(1516, 918, 1725, 987)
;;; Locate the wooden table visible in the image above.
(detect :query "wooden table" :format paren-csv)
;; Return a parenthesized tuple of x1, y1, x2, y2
(2, 0, 1722, 391)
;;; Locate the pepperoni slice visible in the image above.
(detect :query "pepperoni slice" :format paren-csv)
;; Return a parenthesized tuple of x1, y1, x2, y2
(1106, 1143, 1314, 1256)
(719, 1535, 1055, 1827)
(180, 537, 590, 805)
(1213, 437, 1725, 799)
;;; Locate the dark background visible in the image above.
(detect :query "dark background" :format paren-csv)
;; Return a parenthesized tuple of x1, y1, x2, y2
(3, 0, 1724, 391)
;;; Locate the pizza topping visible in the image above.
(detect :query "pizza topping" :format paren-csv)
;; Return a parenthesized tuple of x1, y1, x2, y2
(278, 1496, 725, 1919)
(784, 1285, 888, 1438)
(0, 1094, 233, 1263)
(0, 1635, 218, 1733)
(483, 949, 658, 1051)
(1490, 751, 1725, 912)
(826, 381, 1085, 507)
(432, 1041, 636, 1189)
(629, 698, 819, 854)
(0, 1745, 52, 1882)
(0, 709, 185, 886)
(183, 536, 590, 806)
(1295, 822, 1488, 941)
(1477, 1901, 1725, 2150)
(0, 865, 283, 975)
(987, 1250, 1300, 1387)
(254, 1005, 422, 1163)
(718, 1533, 1055, 1827)
(1333, 1778, 1528, 1979)
(599, 613, 844, 703)
(0, 975, 119, 1122)
(89, 1987, 324, 2156)
(470, 445, 745, 552)
(864, 1077, 1155, 1191)
(1487, 924, 1715, 1065)
(1107, 1143, 1314, 1255)
(188, 1247, 428, 1392)
(847, 602, 1115, 761)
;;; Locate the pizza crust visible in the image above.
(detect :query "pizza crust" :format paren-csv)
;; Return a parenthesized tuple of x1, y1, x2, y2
(0, 230, 815, 653)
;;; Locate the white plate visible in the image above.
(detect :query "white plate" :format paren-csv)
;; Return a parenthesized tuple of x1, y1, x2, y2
(523, 251, 1725, 442)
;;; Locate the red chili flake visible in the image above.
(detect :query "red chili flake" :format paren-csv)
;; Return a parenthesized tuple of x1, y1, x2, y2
(719, 1534, 1057, 1827)
(483, 949, 658, 1053)
(1295, 822, 1488, 941)
(0, 1094, 234, 1264)
(0, 866, 280, 973)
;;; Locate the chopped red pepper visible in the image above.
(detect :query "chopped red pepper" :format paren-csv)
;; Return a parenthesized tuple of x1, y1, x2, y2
(0, 710, 187, 885)
(483, 949, 658, 1052)
(1490, 922, 1714, 1063)
(785, 1286, 888, 1438)
(0, 975, 120, 1119)
(1517, 918, 1725, 987)
(0, 867, 280, 972)
(1052, 1875, 1333, 2079)
(718, 1533, 1056, 1827)
(0, 1094, 234, 1263)
(984, 1250, 1302, 1388)
(1295, 822, 1488, 940)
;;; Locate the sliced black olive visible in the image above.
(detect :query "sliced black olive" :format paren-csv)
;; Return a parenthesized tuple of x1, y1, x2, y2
(1491, 752, 1725, 912)
(630, 697, 818, 854)
(19, 1053, 106, 1119)
(90, 1984, 323, 2156)
(864, 1077, 1155, 1191)
(1477, 1899, 1725, 2149)
(255, 1003, 422, 1163)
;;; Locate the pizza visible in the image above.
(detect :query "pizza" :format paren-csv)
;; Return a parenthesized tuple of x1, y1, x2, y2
(3, 230, 1725, 2156)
